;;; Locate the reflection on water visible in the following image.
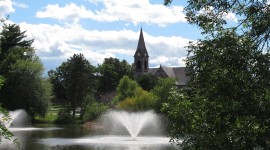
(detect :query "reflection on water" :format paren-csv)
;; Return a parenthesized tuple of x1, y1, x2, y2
(1, 124, 176, 150)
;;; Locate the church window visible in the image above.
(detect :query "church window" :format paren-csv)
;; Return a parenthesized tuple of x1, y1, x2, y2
(137, 52, 140, 56)
(136, 61, 141, 70)
(144, 61, 148, 69)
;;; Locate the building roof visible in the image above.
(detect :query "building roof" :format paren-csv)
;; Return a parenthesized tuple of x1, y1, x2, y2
(149, 66, 190, 86)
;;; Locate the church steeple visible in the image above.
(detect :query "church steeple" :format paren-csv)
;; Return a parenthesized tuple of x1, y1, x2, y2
(135, 28, 148, 56)
(134, 28, 149, 77)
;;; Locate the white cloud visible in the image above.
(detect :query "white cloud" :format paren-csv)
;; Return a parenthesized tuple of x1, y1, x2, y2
(198, 6, 238, 22)
(36, 3, 95, 23)
(223, 12, 237, 22)
(18, 22, 190, 69)
(0, 0, 14, 18)
(150, 56, 186, 67)
(13, 2, 28, 9)
(36, 0, 186, 26)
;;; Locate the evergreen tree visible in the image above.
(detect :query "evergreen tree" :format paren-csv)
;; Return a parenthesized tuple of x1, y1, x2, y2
(0, 24, 51, 118)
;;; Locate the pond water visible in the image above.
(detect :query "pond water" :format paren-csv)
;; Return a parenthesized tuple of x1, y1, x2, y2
(1, 124, 177, 150)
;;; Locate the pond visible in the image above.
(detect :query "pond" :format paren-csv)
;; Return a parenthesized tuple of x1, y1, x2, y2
(1, 124, 177, 150)
(1, 110, 178, 150)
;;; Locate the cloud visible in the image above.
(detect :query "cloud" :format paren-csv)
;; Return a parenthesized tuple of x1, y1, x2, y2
(18, 22, 190, 70)
(13, 2, 28, 9)
(36, 3, 95, 23)
(0, 0, 15, 18)
(198, 6, 238, 22)
(36, 0, 186, 26)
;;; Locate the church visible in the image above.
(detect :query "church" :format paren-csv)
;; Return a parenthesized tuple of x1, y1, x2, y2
(133, 28, 189, 88)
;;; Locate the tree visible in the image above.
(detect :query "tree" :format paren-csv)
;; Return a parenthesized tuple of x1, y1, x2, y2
(163, 1, 270, 149)
(151, 78, 176, 112)
(0, 24, 33, 62)
(135, 74, 159, 91)
(113, 76, 156, 111)
(97, 57, 133, 94)
(112, 75, 139, 105)
(0, 24, 51, 119)
(166, 0, 270, 51)
(164, 30, 270, 149)
(48, 61, 70, 104)
(49, 53, 96, 118)
(116, 87, 156, 111)
(66, 53, 96, 118)
(0, 77, 18, 146)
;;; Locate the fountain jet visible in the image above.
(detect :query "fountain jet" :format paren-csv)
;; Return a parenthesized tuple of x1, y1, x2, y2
(101, 110, 163, 138)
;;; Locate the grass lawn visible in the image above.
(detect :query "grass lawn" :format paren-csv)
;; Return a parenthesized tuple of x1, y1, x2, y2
(34, 105, 63, 123)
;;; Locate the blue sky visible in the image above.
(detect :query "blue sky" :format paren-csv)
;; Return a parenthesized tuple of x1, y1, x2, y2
(0, 0, 237, 72)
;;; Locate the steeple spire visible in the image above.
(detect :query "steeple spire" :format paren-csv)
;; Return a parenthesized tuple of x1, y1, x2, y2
(134, 27, 149, 77)
(135, 28, 148, 56)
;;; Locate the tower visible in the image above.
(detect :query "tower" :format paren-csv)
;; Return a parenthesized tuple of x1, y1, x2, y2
(134, 28, 149, 77)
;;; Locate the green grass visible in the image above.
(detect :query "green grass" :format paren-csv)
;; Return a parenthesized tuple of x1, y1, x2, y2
(34, 105, 64, 123)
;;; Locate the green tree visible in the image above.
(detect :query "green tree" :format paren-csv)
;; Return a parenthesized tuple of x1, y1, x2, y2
(0, 24, 33, 62)
(112, 75, 139, 105)
(83, 101, 108, 122)
(165, 0, 270, 50)
(164, 31, 270, 149)
(0, 24, 51, 119)
(66, 53, 96, 118)
(49, 54, 96, 118)
(151, 77, 176, 112)
(135, 74, 159, 91)
(0, 77, 19, 146)
(97, 58, 133, 94)
(163, 1, 270, 149)
(116, 87, 156, 111)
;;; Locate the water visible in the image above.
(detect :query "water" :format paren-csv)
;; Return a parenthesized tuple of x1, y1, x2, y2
(0, 110, 177, 150)
(100, 110, 164, 138)
(8, 109, 30, 127)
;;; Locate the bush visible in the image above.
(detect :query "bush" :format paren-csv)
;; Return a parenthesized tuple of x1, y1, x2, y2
(112, 76, 139, 105)
(116, 87, 156, 111)
(82, 102, 108, 122)
(54, 108, 75, 124)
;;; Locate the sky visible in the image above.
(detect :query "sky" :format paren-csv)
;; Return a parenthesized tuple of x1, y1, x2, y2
(0, 0, 237, 73)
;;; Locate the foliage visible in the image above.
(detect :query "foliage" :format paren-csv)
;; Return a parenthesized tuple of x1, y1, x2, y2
(48, 62, 69, 103)
(135, 74, 159, 91)
(166, 0, 270, 50)
(116, 87, 156, 111)
(0, 23, 51, 119)
(82, 101, 108, 122)
(97, 57, 133, 94)
(112, 75, 139, 105)
(0, 24, 33, 62)
(0, 77, 19, 147)
(163, 30, 270, 149)
(49, 53, 96, 118)
(163, 0, 270, 149)
(151, 78, 176, 112)
(54, 108, 75, 124)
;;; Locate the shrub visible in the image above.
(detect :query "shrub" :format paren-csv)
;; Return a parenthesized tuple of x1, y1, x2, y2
(116, 87, 156, 111)
(112, 76, 139, 105)
(82, 102, 108, 122)
(54, 108, 75, 124)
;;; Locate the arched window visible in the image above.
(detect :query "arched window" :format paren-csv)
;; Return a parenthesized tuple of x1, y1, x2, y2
(144, 61, 148, 69)
(136, 61, 141, 70)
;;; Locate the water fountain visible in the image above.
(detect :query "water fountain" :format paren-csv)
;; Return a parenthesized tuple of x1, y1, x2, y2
(8, 109, 31, 127)
(1, 109, 175, 149)
(39, 109, 174, 150)
(101, 110, 164, 138)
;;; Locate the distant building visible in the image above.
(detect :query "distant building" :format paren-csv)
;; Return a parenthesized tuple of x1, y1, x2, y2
(134, 28, 189, 87)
